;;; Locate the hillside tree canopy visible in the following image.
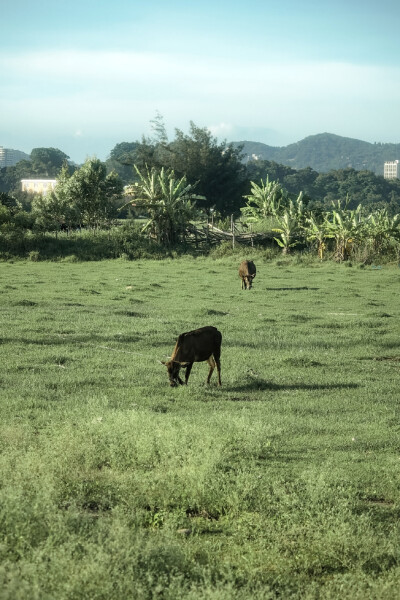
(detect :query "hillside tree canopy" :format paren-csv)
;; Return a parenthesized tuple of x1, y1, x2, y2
(108, 118, 247, 216)
(30, 148, 70, 176)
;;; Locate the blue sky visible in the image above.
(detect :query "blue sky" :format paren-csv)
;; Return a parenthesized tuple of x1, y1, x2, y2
(1, 0, 400, 163)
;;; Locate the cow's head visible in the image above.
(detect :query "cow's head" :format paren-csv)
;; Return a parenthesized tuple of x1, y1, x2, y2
(246, 274, 255, 289)
(161, 359, 187, 387)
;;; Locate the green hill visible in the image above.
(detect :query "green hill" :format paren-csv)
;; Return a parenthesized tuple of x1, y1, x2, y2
(233, 133, 400, 175)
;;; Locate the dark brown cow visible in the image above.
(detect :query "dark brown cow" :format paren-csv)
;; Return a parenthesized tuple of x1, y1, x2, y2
(161, 326, 222, 387)
(239, 260, 256, 290)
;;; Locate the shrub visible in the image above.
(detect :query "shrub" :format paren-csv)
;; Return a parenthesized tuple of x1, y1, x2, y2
(262, 247, 280, 261)
(61, 254, 79, 263)
(28, 250, 40, 262)
(209, 241, 243, 259)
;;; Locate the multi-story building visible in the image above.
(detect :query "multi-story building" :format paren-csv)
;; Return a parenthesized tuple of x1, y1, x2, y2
(384, 160, 400, 179)
(0, 146, 30, 168)
(21, 179, 57, 195)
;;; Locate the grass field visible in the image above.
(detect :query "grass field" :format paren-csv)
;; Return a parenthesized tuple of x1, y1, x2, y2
(1, 254, 400, 599)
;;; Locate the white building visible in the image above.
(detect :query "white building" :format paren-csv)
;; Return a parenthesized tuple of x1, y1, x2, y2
(0, 146, 30, 168)
(21, 179, 57, 195)
(384, 160, 400, 179)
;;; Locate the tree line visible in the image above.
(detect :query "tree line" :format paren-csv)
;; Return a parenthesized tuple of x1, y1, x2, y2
(2, 119, 400, 217)
(241, 178, 400, 262)
(1, 118, 400, 262)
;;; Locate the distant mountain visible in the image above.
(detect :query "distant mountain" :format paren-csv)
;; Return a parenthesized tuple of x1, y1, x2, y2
(232, 133, 400, 176)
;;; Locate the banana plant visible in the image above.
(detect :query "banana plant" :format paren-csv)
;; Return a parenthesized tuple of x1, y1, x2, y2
(364, 209, 400, 255)
(303, 212, 331, 260)
(269, 191, 307, 254)
(272, 210, 300, 254)
(325, 199, 365, 261)
(121, 165, 205, 245)
(241, 176, 288, 223)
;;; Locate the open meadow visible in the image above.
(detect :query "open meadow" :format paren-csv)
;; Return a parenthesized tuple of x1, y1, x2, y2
(1, 254, 400, 599)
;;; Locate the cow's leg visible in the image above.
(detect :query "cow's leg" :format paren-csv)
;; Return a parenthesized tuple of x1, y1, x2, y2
(176, 366, 185, 385)
(215, 358, 222, 386)
(206, 356, 215, 384)
(212, 348, 222, 386)
(184, 363, 193, 385)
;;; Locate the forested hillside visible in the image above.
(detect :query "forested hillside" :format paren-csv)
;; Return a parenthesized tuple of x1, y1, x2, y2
(234, 133, 400, 175)
(2, 126, 400, 217)
(246, 160, 400, 214)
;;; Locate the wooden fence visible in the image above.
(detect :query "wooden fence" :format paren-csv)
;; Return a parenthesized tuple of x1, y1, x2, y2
(184, 222, 275, 251)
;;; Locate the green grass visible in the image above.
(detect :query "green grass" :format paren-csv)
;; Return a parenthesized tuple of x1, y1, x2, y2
(1, 255, 400, 599)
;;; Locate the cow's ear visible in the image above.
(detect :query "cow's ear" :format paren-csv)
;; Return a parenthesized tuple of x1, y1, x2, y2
(159, 360, 166, 365)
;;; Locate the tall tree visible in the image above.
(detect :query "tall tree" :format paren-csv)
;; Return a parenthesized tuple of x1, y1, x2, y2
(150, 111, 169, 145)
(31, 165, 77, 235)
(109, 142, 139, 162)
(109, 119, 246, 215)
(168, 122, 246, 215)
(30, 148, 70, 176)
(106, 142, 139, 184)
(60, 159, 123, 228)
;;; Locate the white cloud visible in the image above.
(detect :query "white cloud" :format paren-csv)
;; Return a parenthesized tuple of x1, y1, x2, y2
(3, 49, 399, 97)
(1, 48, 400, 160)
(207, 122, 234, 138)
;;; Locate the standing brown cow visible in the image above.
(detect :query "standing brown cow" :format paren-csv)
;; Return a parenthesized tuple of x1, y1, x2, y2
(239, 260, 256, 290)
(161, 326, 222, 387)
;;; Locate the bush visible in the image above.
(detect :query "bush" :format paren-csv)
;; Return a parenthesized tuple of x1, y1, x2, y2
(0, 225, 178, 261)
(262, 247, 280, 261)
(61, 254, 79, 263)
(209, 241, 243, 259)
(28, 250, 40, 262)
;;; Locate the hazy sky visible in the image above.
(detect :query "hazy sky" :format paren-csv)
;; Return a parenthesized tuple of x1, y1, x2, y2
(1, 0, 400, 163)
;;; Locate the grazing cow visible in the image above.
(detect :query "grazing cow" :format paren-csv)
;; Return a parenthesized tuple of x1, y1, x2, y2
(239, 260, 256, 290)
(161, 326, 222, 387)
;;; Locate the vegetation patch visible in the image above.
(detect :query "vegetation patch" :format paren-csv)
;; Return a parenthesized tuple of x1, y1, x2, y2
(14, 299, 38, 306)
(1, 258, 400, 599)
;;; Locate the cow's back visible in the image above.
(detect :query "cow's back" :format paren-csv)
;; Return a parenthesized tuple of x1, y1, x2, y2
(174, 326, 221, 363)
(239, 260, 256, 277)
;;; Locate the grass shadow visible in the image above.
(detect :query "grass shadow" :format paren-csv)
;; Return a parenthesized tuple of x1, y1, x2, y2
(115, 310, 144, 318)
(2, 333, 142, 347)
(267, 286, 319, 291)
(224, 380, 360, 393)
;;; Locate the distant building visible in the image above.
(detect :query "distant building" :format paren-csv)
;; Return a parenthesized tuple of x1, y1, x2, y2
(21, 179, 57, 195)
(384, 160, 400, 179)
(244, 153, 261, 164)
(0, 146, 30, 168)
